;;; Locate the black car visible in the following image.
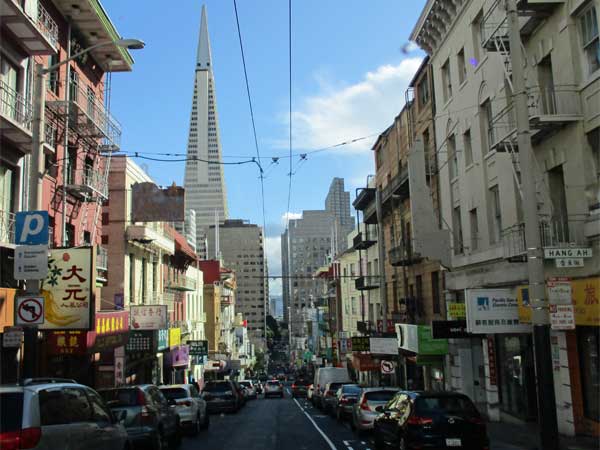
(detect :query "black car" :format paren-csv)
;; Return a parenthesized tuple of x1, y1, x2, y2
(99, 385, 181, 450)
(291, 379, 310, 398)
(202, 381, 243, 413)
(373, 391, 489, 450)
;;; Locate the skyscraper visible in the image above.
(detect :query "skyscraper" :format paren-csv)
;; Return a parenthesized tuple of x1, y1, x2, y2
(184, 5, 228, 258)
(325, 178, 354, 256)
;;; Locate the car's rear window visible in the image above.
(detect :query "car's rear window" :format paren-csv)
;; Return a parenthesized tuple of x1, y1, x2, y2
(267, 381, 280, 386)
(295, 379, 310, 386)
(0, 392, 23, 432)
(415, 396, 479, 416)
(99, 388, 140, 407)
(328, 382, 344, 391)
(341, 385, 361, 394)
(204, 382, 231, 392)
(365, 390, 397, 402)
(160, 388, 187, 400)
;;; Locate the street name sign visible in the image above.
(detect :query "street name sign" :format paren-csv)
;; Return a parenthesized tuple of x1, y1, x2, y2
(14, 245, 48, 280)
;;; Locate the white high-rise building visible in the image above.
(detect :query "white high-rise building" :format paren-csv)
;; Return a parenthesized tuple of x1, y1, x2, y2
(184, 5, 228, 258)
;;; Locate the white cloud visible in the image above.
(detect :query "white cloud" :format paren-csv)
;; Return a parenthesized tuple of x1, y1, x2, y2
(288, 57, 423, 154)
(281, 212, 302, 224)
(265, 236, 282, 296)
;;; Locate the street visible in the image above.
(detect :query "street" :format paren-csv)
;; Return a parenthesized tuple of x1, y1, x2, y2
(180, 388, 524, 450)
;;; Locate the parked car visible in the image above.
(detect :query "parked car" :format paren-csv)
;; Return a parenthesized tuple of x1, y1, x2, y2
(263, 380, 284, 398)
(232, 382, 247, 407)
(312, 367, 351, 409)
(159, 384, 209, 435)
(99, 384, 181, 450)
(1, 378, 129, 450)
(332, 384, 362, 420)
(373, 391, 489, 450)
(201, 381, 243, 413)
(252, 380, 263, 395)
(321, 382, 349, 414)
(351, 387, 399, 432)
(238, 380, 257, 399)
(291, 379, 311, 398)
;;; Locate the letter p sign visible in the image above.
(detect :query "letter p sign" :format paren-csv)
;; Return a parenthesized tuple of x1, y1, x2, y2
(15, 211, 49, 245)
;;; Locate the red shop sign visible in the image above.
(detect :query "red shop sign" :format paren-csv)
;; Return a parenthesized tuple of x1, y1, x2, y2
(47, 331, 88, 355)
(487, 338, 497, 386)
(95, 310, 129, 337)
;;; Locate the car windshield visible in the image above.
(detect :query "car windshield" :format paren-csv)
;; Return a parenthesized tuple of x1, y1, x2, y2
(341, 385, 361, 394)
(0, 392, 23, 432)
(204, 382, 231, 392)
(99, 388, 139, 407)
(365, 390, 397, 402)
(416, 396, 479, 416)
(160, 388, 188, 400)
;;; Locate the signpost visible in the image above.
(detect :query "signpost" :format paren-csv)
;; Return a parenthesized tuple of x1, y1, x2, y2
(549, 305, 575, 330)
(547, 278, 572, 305)
(380, 360, 394, 375)
(2, 327, 24, 348)
(15, 296, 45, 325)
(15, 211, 49, 245)
(14, 246, 48, 280)
(544, 248, 592, 268)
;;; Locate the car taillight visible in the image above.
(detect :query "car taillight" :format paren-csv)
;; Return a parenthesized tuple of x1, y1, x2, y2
(0, 427, 42, 450)
(137, 389, 147, 406)
(139, 406, 154, 426)
(359, 398, 371, 411)
(407, 416, 433, 425)
(292, 384, 296, 389)
(340, 397, 348, 404)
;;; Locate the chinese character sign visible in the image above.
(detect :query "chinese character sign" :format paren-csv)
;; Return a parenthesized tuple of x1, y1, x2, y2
(95, 311, 129, 336)
(130, 305, 168, 330)
(465, 289, 531, 334)
(40, 248, 93, 330)
(47, 331, 87, 355)
(187, 340, 208, 356)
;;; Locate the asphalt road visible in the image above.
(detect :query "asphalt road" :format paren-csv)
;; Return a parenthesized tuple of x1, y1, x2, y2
(180, 388, 529, 450)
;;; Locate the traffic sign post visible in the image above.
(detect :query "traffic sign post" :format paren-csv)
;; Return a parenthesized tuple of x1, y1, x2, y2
(381, 360, 394, 375)
(14, 245, 48, 280)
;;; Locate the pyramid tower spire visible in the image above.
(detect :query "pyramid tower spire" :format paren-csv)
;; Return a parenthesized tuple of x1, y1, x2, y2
(196, 5, 212, 70)
(184, 4, 228, 258)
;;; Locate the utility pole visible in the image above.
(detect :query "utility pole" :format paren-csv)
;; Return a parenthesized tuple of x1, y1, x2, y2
(506, 1, 558, 448)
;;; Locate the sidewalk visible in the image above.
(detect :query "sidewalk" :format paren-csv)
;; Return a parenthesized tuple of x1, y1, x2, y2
(488, 421, 600, 450)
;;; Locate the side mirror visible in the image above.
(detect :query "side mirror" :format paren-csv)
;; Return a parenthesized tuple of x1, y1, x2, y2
(116, 410, 127, 423)
(375, 405, 384, 412)
(167, 398, 176, 406)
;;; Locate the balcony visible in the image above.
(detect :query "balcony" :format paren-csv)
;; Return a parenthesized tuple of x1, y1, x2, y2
(126, 224, 175, 254)
(65, 165, 108, 202)
(389, 244, 423, 267)
(46, 80, 122, 148)
(0, 0, 58, 54)
(489, 87, 582, 152)
(353, 187, 377, 224)
(355, 275, 379, 291)
(502, 216, 589, 260)
(381, 165, 409, 205)
(0, 81, 33, 153)
(0, 209, 16, 246)
(166, 275, 197, 292)
(353, 230, 376, 250)
(44, 122, 56, 152)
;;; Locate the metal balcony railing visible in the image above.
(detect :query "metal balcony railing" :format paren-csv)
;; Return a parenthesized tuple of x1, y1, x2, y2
(97, 246, 108, 271)
(44, 122, 56, 149)
(166, 275, 197, 291)
(0, 81, 32, 132)
(527, 87, 581, 120)
(389, 244, 423, 267)
(65, 165, 108, 201)
(355, 275, 379, 291)
(36, 0, 58, 48)
(0, 210, 16, 244)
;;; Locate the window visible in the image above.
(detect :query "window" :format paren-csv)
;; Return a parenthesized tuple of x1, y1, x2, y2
(480, 99, 493, 154)
(472, 9, 484, 63)
(470, 208, 479, 251)
(63, 388, 92, 423)
(418, 74, 430, 108)
(431, 271, 440, 314)
(39, 389, 71, 425)
(86, 389, 112, 423)
(48, 54, 59, 94)
(65, 223, 75, 247)
(376, 148, 383, 169)
(578, 326, 600, 421)
(489, 185, 502, 244)
(448, 134, 458, 179)
(441, 59, 452, 101)
(579, 5, 600, 76)
(457, 48, 466, 84)
(453, 206, 463, 254)
(463, 129, 473, 166)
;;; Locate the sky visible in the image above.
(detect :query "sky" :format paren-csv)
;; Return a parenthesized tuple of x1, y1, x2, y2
(102, 0, 426, 295)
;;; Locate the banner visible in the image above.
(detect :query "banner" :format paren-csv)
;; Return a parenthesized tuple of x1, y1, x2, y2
(95, 310, 129, 337)
(40, 248, 94, 330)
(369, 337, 398, 355)
(130, 305, 168, 330)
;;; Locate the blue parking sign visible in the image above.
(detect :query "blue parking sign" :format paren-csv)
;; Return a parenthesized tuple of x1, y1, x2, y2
(15, 211, 49, 245)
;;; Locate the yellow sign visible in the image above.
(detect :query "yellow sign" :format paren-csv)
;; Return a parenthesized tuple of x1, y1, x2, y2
(169, 328, 181, 347)
(517, 277, 599, 326)
(448, 303, 466, 319)
(40, 248, 94, 330)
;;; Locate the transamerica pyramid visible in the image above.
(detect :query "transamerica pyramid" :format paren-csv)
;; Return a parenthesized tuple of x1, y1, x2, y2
(184, 5, 229, 258)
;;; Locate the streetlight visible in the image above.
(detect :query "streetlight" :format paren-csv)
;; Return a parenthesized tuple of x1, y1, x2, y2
(22, 38, 144, 380)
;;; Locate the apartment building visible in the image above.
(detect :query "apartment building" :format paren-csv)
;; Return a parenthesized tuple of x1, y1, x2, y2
(412, 0, 599, 436)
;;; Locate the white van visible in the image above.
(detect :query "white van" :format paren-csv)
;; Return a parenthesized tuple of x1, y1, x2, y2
(312, 367, 352, 408)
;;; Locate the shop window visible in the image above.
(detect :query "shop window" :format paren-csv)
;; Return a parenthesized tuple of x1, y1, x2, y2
(578, 326, 600, 421)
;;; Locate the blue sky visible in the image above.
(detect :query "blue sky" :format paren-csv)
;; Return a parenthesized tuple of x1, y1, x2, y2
(103, 0, 426, 294)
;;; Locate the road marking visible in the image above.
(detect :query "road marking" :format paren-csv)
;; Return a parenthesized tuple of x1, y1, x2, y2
(293, 398, 337, 450)
(343, 441, 350, 446)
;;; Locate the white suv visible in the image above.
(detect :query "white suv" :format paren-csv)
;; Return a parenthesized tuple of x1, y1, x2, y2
(0, 378, 128, 450)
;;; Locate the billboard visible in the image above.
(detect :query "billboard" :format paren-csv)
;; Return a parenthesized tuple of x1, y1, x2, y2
(465, 288, 530, 334)
(130, 305, 168, 330)
(40, 248, 94, 330)
(131, 182, 184, 222)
